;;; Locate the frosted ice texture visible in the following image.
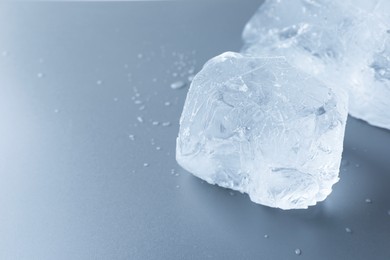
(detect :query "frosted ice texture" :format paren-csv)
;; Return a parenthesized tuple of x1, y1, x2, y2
(242, 0, 390, 129)
(176, 52, 348, 209)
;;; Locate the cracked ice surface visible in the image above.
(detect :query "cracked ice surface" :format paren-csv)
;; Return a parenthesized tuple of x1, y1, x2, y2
(176, 52, 348, 209)
(242, 0, 390, 129)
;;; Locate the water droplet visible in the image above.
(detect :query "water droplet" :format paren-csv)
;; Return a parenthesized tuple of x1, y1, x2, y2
(164, 101, 171, 106)
(96, 80, 103, 85)
(345, 227, 352, 233)
(129, 134, 135, 141)
(355, 163, 360, 168)
(2, 51, 8, 57)
(54, 109, 59, 113)
(264, 234, 269, 238)
(113, 97, 119, 102)
(365, 198, 372, 204)
(152, 78, 157, 82)
(170, 80, 186, 90)
(37, 72, 44, 78)
(143, 163, 149, 167)
(139, 106, 145, 111)
(137, 53, 143, 59)
(134, 100, 142, 105)
(229, 191, 235, 196)
(188, 67, 195, 74)
(341, 159, 349, 167)
(295, 249, 301, 255)
(188, 74, 195, 82)
(162, 121, 171, 127)
(387, 210, 390, 216)
(172, 72, 178, 77)
(176, 185, 180, 188)
(137, 116, 143, 123)
(152, 121, 160, 126)
(155, 146, 161, 150)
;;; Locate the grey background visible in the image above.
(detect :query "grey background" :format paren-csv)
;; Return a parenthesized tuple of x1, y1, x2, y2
(0, 1, 389, 259)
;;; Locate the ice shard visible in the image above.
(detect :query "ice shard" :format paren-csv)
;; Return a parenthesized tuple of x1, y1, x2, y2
(176, 52, 348, 209)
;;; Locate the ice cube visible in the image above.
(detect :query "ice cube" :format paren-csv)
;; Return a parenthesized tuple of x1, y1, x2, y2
(242, 0, 390, 129)
(176, 52, 348, 209)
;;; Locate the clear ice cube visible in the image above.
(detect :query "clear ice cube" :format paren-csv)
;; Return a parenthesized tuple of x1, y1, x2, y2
(176, 52, 348, 209)
(242, 0, 390, 129)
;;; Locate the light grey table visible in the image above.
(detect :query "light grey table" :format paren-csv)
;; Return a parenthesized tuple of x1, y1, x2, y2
(0, 1, 389, 259)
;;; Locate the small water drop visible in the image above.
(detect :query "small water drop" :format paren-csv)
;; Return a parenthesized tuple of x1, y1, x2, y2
(54, 109, 59, 113)
(156, 146, 161, 150)
(129, 134, 135, 141)
(137, 53, 143, 59)
(264, 234, 269, 239)
(176, 185, 180, 188)
(2, 51, 8, 57)
(152, 121, 160, 126)
(188, 74, 195, 82)
(355, 163, 360, 168)
(345, 227, 352, 233)
(37, 72, 44, 78)
(137, 116, 143, 123)
(172, 72, 178, 77)
(387, 210, 390, 216)
(170, 80, 186, 90)
(96, 80, 103, 85)
(134, 100, 142, 105)
(162, 121, 171, 127)
(341, 159, 349, 167)
(365, 198, 372, 204)
(152, 78, 157, 82)
(164, 101, 171, 106)
(294, 249, 301, 255)
(229, 191, 235, 196)
(143, 163, 149, 167)
(113, 97, 119, 102)
(139, 105, 145, 111)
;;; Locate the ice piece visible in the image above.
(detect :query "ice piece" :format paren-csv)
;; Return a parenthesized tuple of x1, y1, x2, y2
(176, 52, 348, 209)
(242, 0, 390, 129)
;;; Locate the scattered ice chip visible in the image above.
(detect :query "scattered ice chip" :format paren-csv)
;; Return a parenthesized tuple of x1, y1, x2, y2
(162, 121, 171, 127)
(170, 80, 186, 90)
(129, 134, 135, 141)
(176, 52, 348, 210)
(164, 101, 171, 106)
(137, 116, 144, 123)
(345, 227, 352, 233)
(143, 163, 149, 167)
